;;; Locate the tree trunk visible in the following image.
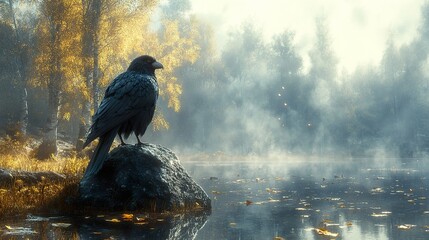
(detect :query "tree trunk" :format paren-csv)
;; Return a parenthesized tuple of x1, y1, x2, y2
(17, 87, 28, 136)
(76, 96, 91, 150)
(8, 0, 29, 138)
(92, 32, 100, 113)
(36, 19, 62, 160)
(76, 0, 102, 150)
(36, 86, 61, 159)
(91, 0, 101, 113)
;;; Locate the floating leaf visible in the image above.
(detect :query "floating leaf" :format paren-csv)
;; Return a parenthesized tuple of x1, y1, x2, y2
(371, 212, 389, 217)
(121, 213, 133, 221)
(273, 237, 285, 240)
(245, 200, 253, 206)
(397, 224, 415, 230)
(314, 228, 339, 237)
(105, 219, 121, 223)
(51, 223, 71, 228)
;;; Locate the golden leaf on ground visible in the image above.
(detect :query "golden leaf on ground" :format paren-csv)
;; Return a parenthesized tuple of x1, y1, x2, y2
(314, 228, 339, 237)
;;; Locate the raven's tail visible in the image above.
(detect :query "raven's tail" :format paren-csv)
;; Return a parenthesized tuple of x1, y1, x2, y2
(83, 126, 119, 179)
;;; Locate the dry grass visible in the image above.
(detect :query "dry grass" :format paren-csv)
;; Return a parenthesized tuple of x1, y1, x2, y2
(0, 136, 88, 218)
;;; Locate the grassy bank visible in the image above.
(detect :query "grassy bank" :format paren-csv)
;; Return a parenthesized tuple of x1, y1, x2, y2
(0, 136, 88, 217)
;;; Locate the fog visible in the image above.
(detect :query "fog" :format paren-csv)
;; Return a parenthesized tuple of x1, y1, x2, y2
(2, 0, 429, 160)
(153, 1, 429, 159)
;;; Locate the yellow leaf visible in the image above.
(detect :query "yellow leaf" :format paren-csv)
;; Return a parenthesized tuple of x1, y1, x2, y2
(314, 228, 339, 237)
(121, 213, 133, 221)
(105, 219, 121, 223)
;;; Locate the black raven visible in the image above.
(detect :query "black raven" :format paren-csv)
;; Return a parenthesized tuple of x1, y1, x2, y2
(82, 55, 163, 179)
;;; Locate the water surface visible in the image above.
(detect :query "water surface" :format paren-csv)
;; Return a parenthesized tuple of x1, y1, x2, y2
(2, 158, 428, 239)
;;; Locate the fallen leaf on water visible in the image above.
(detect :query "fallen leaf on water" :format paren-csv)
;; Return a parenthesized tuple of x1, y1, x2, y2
(346, 221, 353, 227)
(51, 223, 71, 228)
(314, 228, 339, 237)
(229, 222, 237, 227)
(105, 219, 121, 223)
(371, 213, 389, 217)
(135, 222, 149, 225)
(397, 224, 415, 230)
(245, 200, 253, 206)
(3, 226, 37, 235)
(266, 188, 282, 194)
(97, 215, 105, 218)
(273, 237, 285, 240)
(212, 191, 222, 195)
(121, 213, 133, 221)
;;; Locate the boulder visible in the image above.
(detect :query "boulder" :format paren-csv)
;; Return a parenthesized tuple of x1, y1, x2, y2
(78, 144, 211, 212)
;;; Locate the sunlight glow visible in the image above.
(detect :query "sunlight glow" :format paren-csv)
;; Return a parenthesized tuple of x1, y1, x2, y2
(190, 0, 425, 73)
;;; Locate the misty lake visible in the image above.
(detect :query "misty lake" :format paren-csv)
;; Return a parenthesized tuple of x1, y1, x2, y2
(1, 158, 428, 240)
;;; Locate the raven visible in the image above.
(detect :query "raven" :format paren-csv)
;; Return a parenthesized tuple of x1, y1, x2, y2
(82, 55, 163, 179)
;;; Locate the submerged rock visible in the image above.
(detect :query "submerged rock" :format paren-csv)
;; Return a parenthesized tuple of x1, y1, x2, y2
(79, 144, 211, 212)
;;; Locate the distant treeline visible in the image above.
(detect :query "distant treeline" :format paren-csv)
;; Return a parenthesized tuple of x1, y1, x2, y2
(2, 0, 429, 158)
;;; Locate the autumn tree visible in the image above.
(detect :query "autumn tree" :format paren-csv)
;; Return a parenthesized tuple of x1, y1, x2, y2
(32, 0, 82, 159)
(0, 0, 36, 137)
(135, 17, 200, 131)
(76, 0, 159, 149)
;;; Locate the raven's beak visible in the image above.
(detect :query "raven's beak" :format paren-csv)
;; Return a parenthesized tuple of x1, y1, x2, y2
(152, 61, 164, 69)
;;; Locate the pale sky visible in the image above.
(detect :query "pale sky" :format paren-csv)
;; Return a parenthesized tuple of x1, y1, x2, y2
(189, 0, 426, 73)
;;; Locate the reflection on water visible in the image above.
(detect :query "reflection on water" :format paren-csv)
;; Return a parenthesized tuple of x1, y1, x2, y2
(1, 158, 429, 239)
(185, 159, 429, 240)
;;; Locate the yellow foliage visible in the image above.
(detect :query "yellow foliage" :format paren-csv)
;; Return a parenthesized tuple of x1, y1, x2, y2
(152, 110, 170, 131)
(30, 0, 202, 132)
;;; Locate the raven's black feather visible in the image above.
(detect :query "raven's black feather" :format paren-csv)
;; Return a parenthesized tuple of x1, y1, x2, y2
(82, 55, 162, 179)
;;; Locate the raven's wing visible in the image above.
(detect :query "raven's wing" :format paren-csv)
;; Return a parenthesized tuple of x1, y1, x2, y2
(82, 72, 158, 148)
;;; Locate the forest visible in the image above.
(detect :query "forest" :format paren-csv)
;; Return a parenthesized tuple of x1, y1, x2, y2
(2, 0, 429, 159)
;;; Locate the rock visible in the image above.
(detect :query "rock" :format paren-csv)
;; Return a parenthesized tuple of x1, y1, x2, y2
(0, 168, 66, 188)
(78, 144, 211, 212)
